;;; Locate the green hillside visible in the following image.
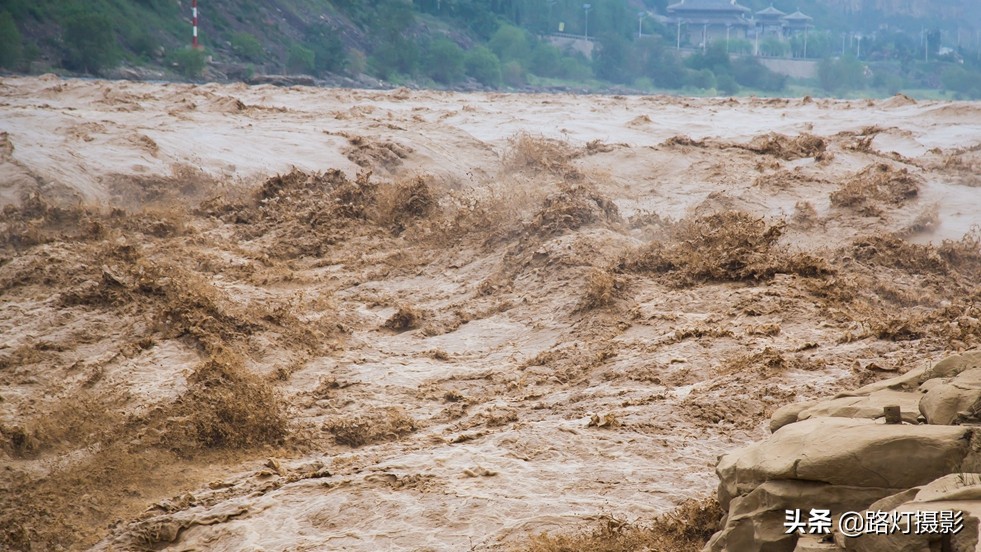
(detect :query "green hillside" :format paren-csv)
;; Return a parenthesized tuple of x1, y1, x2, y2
(0, 0, 979, 98)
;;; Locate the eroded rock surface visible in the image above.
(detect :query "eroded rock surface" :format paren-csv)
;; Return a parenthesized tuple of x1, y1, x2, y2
(709, 351, 981, 552)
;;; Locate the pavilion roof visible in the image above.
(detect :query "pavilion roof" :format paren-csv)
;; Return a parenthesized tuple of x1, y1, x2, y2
(667, 0, 752, 14)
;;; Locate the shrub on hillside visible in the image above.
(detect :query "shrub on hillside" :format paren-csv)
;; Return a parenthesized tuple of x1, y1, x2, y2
(593, 33, 633, 84)
(423, 37, 465, 84)
(230, 32, 263, 62)
(171, 47, 206, 79)
(287, 43, 315, 74)
(489, 24, 531, 64)
(0, 11, 22, 69)
(942, 65, 981, 99)
(717, 73, 739, 95)
(530, 43, 562, 78)
(731, 57, 786, 91)
(818, 55, 867, 93)
(465, 46, 502, 86)
(502, 60, 527, 87)
(686, 68, 717, 90)
(638, 38, 686, 89)
(558, 56, 593, 80)
(306, 22, 347, 75)
(686, 42, 731, 75)
(61, 8, 119, 74)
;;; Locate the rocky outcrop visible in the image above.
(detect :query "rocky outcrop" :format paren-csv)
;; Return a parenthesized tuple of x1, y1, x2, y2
(839, 473, 981, 551)
(706, 351, 981, 552)
(920, 368, 981, 425)
(708, 480, 902, 552)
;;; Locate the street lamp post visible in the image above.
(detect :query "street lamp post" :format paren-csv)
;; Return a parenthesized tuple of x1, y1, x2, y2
(583, 4, 592, 40)
(638, 12, 645, 38)
(803, 24, 809, 58)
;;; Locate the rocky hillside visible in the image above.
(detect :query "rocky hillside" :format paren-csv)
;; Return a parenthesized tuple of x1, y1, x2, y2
(0, 0, 977, 84)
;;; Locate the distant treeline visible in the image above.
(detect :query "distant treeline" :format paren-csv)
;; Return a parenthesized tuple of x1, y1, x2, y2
(1, 0, 980, 98)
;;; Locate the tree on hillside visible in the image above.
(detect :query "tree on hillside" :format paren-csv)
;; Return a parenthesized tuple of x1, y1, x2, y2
(61, 7, 119, 74)
(489, 25, 531, 64)
(731, 57, 786, 91)
(632, 37, 683, 89)
(368, 0, 419, 78)
(791, 30, 834, 59)
(306, 23, 348, 75)
(231, 32, 264, 63)
(529, 42, 562, 78)
(818, 55, 866, 93)
(0, 11, 23, 69)
(287, 44, 315, 74)
(171, 47, 206, 78)
(593, 33, 632, 83)
(686, 41, 731, 75)
(423, 37, 465, 84)
(465, 46, 502, 86)
(942, 65, 981, 99)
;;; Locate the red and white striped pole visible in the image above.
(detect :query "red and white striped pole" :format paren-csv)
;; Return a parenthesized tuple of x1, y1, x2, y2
(192, 0, 199, 49)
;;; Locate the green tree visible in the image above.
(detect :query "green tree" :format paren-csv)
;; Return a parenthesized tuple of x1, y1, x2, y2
(171, 47, 205, 79)
(287, 44, 315, 74)
(686, 41, 731, 76)
(759, 37, 788, 58)
(636, 37, 685, 89)
(731, 57, 786, 91)
(818, 56, 866, 93)
(125, 26, 159, 61)
(717, 73, 739, 95)
(61, 8, 119, 73)
(306, 23, 347, 75)
(368, 1, 418, 79)
(231, 32, 263, 63)
(941, 65, 981, 99)
(0, 11, 23, 69)
(791, 31, 834, 59)
(370, 36, 419, 78)
(501, 60, 526, 87)
(872, 70, 905, 96)
(489, 25, 531, 64)
(686, 68, 716, 90)
(423, 37, 465, 84)
(592, 32, 632, 83)
(529, 43, 562, 78)
(465, 46, 501, 86)
(726, 38, 753, 55)
(558, 56, 592, 81)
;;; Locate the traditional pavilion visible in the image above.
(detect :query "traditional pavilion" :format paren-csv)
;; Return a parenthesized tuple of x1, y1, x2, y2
(755, 4, 786, 37)
(781, 9, 813, 35)
(666, 0, 753, 47)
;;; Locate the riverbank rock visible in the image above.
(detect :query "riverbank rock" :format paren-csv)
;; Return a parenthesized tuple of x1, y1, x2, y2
(706, 480, 900, 552)
(838, 473, 981, 551)
(920, 367, 981, 425)
(708, 351, 981, 552)
(718, 418, 972, 504)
